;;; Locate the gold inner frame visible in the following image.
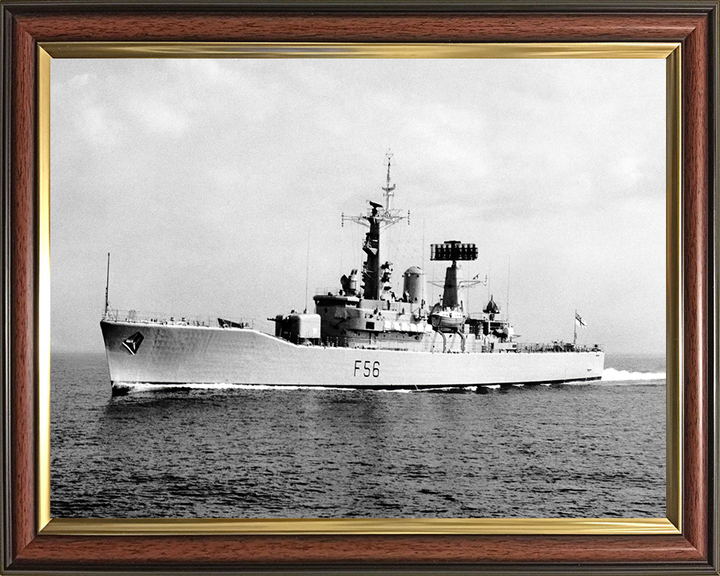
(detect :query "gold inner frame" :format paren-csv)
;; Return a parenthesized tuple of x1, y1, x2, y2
(36, 42, 682, 536)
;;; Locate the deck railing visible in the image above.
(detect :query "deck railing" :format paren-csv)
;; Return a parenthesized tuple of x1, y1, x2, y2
(514, 342, 603, 353)
(101, 308, 270, 331)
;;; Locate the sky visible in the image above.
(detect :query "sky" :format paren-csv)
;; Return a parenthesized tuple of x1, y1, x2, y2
(50, 57, 666, 354)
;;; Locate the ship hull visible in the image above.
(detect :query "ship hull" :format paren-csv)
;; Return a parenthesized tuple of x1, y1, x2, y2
(101, 320, 605, 393)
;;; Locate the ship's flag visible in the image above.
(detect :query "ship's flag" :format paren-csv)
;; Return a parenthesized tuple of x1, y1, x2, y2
(575, 312, 587, 328)
(218, 318, 245, 329)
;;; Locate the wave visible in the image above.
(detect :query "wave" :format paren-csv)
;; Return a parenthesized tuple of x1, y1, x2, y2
(602, 368, 666, 382)
(113, 382, 422, 394)
(114, 382, 349, 393)
(114, 369, 666, 394)
(112, 382, 478, 395)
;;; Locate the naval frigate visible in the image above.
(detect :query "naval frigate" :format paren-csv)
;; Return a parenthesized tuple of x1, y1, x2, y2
(101, 155, 604, 395)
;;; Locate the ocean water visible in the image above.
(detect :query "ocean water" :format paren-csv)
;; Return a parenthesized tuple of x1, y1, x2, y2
(50, 352, 665, 519)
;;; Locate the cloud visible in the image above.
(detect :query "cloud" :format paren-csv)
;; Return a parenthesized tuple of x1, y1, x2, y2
(50, 58, 666, 354)
(75, 104, 124, 146)
(125, 95, 191, 137)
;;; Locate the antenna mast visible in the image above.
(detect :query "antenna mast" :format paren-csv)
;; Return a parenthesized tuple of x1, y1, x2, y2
(305, 231, 310, 313)
(341, 151, 410, 299)
(506, 259, 511, 321)
(382, 152, 396, 211)
(104, 252, 110, 318)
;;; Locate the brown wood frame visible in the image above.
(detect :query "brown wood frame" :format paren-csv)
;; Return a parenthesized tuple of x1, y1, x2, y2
(1, 1, 718, 574)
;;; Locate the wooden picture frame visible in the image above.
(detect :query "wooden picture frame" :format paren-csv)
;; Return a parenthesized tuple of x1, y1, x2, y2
(1, 1, 717, 573)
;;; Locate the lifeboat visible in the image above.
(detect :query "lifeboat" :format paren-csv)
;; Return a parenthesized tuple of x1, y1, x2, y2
(429, 306, 466, 332)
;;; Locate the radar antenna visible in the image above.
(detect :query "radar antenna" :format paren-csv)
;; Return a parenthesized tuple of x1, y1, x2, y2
(341, 151, 409, 231)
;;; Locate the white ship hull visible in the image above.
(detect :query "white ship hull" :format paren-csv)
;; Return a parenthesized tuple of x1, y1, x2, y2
(101, 320, 605, 393)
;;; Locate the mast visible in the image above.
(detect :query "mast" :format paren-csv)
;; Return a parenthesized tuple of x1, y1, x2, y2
(362, 203, 383, 299)
(104, 252, 110, 318)
(381, 152, 396, 211)
(506, 259, 511, 321)
(305, 231, 310, 313)
(342, 152, 409, 300)
(573, 308, 578, 347)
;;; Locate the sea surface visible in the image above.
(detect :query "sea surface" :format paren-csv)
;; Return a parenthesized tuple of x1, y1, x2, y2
(51, 353, 666, 518)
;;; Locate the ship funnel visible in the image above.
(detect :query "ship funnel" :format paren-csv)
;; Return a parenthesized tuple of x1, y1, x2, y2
(442, 262, 464, 309)
(402, 266, 425, 303)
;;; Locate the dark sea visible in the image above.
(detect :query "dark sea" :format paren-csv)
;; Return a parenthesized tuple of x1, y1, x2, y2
(50, 353, 665, 519)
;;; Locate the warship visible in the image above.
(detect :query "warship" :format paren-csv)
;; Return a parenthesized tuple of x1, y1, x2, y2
(101, 156, 605, 395)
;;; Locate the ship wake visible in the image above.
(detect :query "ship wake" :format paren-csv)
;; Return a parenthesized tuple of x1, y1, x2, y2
(601, 368, 666, 382)
(113, 382, 384, 394)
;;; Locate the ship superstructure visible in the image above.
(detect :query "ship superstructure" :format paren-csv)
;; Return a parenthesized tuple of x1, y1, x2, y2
(101, 155, 604, 395)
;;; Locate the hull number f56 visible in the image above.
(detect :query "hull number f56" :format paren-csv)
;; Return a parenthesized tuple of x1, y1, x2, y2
(354, 360, 380, 378)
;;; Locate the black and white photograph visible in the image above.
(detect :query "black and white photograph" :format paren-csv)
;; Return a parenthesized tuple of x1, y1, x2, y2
(50, 56, 666, 519)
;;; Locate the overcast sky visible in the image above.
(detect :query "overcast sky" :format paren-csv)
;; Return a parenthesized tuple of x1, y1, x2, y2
(51, 58, 665, 354)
